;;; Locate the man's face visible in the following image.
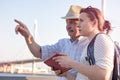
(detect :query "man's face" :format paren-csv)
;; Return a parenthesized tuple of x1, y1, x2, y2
(66, 19, 80, 40)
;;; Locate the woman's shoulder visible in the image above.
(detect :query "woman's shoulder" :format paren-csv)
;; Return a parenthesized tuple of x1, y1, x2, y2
(97, 33, 112, 41)
(95, 33, 114, 45)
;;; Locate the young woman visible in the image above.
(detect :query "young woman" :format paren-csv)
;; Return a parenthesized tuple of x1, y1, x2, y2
(53, 6, 114, 80)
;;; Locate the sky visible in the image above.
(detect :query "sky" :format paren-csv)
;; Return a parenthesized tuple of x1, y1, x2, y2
(0, 0, 120, 62)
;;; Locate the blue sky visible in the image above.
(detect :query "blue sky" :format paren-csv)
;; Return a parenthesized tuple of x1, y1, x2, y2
(0, 0, 120, 61)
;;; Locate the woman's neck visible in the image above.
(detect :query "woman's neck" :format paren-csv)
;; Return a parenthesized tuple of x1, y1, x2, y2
(88, 30, 100, 41)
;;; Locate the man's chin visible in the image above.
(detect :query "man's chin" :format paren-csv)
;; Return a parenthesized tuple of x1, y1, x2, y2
(68, 34, 73, 37)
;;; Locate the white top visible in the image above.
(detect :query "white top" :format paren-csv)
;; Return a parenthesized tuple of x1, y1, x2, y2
(41, 37, 89, 80)
(76, 34, 114, 80)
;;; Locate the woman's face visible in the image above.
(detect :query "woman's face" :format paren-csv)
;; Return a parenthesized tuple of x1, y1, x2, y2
(79, 12, 95, 37)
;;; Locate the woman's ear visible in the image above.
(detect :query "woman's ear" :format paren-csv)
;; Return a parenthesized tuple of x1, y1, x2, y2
(92, 19, 98, 27)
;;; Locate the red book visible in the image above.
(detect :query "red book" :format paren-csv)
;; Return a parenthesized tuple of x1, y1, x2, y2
(44, 54, 71, 74)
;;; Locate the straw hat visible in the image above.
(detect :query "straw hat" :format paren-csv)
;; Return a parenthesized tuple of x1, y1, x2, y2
(62, 5, 83, 19)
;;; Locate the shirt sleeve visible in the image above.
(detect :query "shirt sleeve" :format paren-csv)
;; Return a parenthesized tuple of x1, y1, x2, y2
(41, 39, 65, 60)
(94, 34, 114, 70)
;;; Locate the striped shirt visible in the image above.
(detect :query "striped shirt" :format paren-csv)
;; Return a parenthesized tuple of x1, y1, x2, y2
(76, 34, 114, 80)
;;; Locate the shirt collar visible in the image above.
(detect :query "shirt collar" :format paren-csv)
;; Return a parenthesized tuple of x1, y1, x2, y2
(70, 38, 79, 43)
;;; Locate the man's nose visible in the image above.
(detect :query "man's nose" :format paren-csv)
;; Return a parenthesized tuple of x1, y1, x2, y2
(67, 24, 72, 28)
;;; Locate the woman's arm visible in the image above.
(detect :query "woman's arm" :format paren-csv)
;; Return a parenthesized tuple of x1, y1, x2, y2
(54, 53, 112, 80)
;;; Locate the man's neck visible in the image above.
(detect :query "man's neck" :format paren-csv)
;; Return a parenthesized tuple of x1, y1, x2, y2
(70, 38, 78, 42)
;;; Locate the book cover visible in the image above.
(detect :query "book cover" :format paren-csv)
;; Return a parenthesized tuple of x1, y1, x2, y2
(44, 53, 71, 74)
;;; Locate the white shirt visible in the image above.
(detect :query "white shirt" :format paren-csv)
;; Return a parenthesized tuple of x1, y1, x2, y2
(76, 34, 114, 80)
(41, 37, 89, 80)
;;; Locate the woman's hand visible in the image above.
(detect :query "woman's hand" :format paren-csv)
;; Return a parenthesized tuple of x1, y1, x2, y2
(53, 53, 74, 68)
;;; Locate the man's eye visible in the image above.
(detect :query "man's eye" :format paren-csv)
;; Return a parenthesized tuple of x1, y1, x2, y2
(80, 19, 83, 22)
(77, 26, 80, 28)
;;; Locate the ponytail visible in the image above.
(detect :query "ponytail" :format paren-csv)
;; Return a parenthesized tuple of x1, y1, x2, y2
(103, 20, 111, 34)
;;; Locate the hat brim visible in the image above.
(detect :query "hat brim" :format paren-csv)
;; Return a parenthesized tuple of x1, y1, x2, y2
(61, 16, 79, 19)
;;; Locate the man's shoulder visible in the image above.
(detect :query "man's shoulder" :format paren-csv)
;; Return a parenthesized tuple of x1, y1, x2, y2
(58, 38, 70, 42)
